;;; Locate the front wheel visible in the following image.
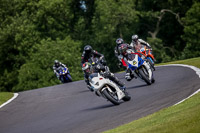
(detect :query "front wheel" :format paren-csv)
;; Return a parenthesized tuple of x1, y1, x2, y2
(67, 74, 72, 82)
(102, 89, 120, 105)
(122, 91, 131, 101)
(138, 67, 151, 85)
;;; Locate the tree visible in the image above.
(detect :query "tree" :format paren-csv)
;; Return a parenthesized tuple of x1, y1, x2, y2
(13, 36, 83, 92)
(0, 0, 74, 91)
(87, 0, 139, 71)
(181, 2, 200, 58)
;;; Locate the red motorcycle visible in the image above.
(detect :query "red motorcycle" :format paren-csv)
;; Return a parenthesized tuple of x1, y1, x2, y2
(136, 46, 156, 71)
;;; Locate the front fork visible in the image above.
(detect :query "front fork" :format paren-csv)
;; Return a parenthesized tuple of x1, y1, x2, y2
(143, 61, 152, 80)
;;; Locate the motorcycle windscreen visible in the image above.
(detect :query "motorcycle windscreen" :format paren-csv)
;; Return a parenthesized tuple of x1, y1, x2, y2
(59, 67, 67, 74)
(128, 54, 144, 70)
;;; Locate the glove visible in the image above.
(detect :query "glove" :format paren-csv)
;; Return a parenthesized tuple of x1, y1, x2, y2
(96, 64, 101, 70)
(99, 56, 104, 60)
(96, 64, 105, 71)
(102, 71, 110, 78)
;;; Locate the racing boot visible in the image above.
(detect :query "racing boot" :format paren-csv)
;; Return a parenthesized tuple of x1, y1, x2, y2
(115, 78, 126, 91)
(87, 85, 94, 92)
(120, 86, 126, 92)
(125, 73, 132, 81)
(109, 74, 126, 91)
(125, 68, 135, 81)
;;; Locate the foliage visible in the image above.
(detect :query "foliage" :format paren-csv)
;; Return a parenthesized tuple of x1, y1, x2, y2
(147, 37, 171, 63)
(89, 0, 139, 71)
(0, 0, 199, 91)
(13, 36, 82, 92)
(158, 57, 200, 68)
(181, 2, 200, 59)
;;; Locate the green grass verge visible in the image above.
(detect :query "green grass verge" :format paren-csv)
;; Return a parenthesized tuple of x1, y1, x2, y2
(104, 57, 200, 133)
(0, 92, 13, 106)
(157, 57, 200, 68)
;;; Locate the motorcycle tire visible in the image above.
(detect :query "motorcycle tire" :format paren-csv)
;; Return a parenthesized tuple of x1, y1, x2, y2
(138, 67, 151, 85)
(66, 74, 72, 82)
(102, 89, 120, 105)
(122, 91, 131, 101)
(147, 58, 155, 71)
(151, 77, 155, 83)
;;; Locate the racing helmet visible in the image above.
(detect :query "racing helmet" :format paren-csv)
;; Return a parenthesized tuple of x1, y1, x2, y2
(132, 34, 138, 42)
(54, 60, 60, 67)
(118, 44, 128, 56)
(116, 38, 124, 45)
(82, 62, 92, 73)
(84, 45, 93, 54)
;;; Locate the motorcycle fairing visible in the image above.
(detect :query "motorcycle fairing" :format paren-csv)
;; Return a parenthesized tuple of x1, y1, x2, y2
(89, 73, 125, 100)
(127, 54, 144, 71)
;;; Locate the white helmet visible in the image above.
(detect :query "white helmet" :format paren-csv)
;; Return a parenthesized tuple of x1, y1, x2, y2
(82, 62, 92, 73)
(132, 35, 138, 42)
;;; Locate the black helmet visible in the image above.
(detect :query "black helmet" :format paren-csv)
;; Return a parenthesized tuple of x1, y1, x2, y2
(118, 44, 128, 56)
(54, 60, 60, 67)
(116, 38, 124, 45)
(84, 45, 93, 54)
(132, 35, 138, 42)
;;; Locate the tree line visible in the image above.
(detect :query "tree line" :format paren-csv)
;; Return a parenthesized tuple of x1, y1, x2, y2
(0, 0, 199, 92)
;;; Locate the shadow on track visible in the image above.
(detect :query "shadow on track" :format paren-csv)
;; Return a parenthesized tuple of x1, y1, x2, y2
(78, 90, 89, 93)
(127, 84, 147, 90)
(82, 104, 115, 112)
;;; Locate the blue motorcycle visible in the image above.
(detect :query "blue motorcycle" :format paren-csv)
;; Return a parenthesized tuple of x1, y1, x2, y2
(59, 67, 72, 83)
(121, 52, 155, 85)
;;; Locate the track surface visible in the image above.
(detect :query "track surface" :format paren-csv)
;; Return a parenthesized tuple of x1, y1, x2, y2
(0, 66, 200, 133)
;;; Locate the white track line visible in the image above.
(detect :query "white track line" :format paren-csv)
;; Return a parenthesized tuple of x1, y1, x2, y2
(157, 64, 200, 105)
(0, 93, 19, 109)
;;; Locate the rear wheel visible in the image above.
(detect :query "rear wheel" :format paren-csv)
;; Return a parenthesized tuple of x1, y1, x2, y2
(138, 67, 151, 85)
(102, 89, 120, 105)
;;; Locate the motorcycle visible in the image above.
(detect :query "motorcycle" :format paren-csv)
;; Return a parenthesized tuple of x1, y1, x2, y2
(88, 72, 131, 105)
(137, 46, 156, 71)
(59, 67, 72, 83)
(121, 51, 155, 85)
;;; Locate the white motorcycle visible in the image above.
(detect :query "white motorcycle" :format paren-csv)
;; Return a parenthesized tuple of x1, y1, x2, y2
(88, 72, 131, 105)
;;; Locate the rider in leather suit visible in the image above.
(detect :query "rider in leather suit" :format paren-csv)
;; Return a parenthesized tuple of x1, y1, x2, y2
(81, 45, 126, 91)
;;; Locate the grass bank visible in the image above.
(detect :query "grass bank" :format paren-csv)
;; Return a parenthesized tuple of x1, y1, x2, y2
(104, 57, 200, 133)
(0, 92, 13, 106)
(158, 57, 200, 68)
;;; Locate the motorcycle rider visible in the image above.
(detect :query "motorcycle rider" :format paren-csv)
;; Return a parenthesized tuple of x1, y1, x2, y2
(130, 34, 152, 52)
(81, 45, 104, 66)
(81, 45, 126, 91)
(114, 38, 135, 81)
(53, 60, 67, 81)
(114, 38, 133, 67)
(117, 44, 137, 81)
(82, 61, 126, 92)
(130, 34, 156, 67)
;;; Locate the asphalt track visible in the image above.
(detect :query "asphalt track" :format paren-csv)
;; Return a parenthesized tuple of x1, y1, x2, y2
(0, 66, 200, 133)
